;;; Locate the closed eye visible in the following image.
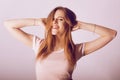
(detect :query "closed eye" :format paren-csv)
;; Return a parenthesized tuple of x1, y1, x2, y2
(53, 17, 65, 22)
(58, 19, 63, 21)
(57, 18, 64, 21)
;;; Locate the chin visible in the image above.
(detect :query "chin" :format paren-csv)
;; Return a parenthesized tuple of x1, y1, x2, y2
(52, 32, 57, 35)
(52, 30, 58, 35)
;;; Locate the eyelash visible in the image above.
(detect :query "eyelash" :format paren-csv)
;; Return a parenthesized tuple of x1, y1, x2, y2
(53, 18, 64, 21)
(58, 19, 63, 21)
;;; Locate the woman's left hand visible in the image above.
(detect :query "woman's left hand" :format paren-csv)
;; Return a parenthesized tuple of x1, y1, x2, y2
(72, 21, 80, 31)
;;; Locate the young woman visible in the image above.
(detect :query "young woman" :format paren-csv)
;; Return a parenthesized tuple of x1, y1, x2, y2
(4, 6, 117, 80)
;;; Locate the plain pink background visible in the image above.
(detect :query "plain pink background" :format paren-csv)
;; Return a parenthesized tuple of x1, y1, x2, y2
(0, 0, 120, 80)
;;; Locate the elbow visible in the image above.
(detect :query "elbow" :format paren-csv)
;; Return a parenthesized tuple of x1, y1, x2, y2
(4, 20, 15, 29)
(3, 20, 10, 28)
(103, 29, 117, 41)
(111, 29, 117, 39)
(3, 20, 7, 27)
(106, 29, 117, 41)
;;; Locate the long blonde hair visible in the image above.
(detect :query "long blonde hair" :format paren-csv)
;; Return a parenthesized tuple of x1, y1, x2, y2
(37, 6, 77, 67)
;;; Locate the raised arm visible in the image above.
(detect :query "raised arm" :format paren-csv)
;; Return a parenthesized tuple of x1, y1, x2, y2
(73, 21, 117, 55)
(4, 18, 46, 47)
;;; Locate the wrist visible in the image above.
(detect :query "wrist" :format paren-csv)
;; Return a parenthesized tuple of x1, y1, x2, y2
(33, 18, 44, 26)
(33, 18, 37, 26)
(77, 21, 81, 29)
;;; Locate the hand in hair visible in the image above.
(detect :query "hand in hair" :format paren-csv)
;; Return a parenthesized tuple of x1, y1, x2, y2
(72, 21, 81, 31)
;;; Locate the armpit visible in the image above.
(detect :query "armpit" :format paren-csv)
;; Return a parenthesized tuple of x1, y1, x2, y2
(75, 43, 85, 61)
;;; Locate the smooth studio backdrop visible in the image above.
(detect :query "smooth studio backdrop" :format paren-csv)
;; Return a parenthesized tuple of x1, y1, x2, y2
(0, 0, 120, 80)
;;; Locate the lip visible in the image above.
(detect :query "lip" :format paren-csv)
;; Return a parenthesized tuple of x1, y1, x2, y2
(52, 25, 59, 29)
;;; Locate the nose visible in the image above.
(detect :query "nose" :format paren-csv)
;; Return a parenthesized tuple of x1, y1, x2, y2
(53, 19, 57, 24)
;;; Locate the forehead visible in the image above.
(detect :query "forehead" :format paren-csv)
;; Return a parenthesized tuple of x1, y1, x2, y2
(54, 10, 65, 18)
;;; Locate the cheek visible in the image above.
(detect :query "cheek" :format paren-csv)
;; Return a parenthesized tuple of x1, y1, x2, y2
(59, 26, 65, 32)
(59, 23, 65, 30)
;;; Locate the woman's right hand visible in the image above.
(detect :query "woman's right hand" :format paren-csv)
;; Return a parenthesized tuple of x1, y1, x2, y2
(35, 18, 47, 27)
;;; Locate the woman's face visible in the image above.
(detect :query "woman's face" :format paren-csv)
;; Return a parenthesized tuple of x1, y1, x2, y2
(52, 10, 66, 36)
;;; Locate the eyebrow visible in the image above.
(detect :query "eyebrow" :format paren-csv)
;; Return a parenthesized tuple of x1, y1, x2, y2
(54, 16, 64, 19)
(58, 16, 64, 18)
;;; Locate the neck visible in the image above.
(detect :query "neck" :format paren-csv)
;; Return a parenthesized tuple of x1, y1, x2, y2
(54, 35, 65, 50)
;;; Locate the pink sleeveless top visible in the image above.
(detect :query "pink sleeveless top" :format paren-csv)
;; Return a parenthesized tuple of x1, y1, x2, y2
(32, 36, 85, 80)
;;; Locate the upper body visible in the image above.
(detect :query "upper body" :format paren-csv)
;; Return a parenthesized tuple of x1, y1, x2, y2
(33, 36, 84, 80)
(4, 6, 117, 80)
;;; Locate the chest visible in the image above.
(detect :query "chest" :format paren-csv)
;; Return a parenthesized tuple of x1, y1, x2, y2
(36, 52, 73, 74)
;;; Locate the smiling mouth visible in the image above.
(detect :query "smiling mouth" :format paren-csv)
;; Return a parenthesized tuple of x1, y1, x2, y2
(52, 26, 59, 29)
(52, 28, 58, 30)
